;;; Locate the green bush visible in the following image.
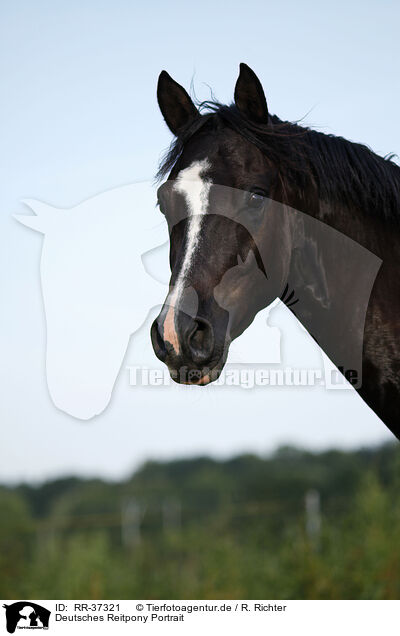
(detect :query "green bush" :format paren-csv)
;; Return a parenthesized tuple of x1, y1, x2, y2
(1, 443, 399, 599)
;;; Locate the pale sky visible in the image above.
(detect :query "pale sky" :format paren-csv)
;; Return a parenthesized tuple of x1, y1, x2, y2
(0, 0, 398, 483)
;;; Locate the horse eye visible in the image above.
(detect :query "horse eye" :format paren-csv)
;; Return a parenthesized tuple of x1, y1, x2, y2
(248, 191, 265, 209)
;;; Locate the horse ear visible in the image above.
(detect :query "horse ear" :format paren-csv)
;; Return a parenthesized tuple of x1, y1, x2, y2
(157, 70, 198, 136)
(234, 63, 269, 125)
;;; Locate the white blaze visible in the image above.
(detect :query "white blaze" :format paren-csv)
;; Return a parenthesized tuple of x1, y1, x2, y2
(173, 159, 211, 297)
(162, 160, 211, 353)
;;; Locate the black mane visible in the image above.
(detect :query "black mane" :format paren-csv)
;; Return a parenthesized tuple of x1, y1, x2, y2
(157, 102, 400, 224)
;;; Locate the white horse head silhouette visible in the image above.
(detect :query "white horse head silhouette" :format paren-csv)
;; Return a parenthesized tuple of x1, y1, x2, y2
(15, 181, 288, 421)
(15, 183, 169, 420)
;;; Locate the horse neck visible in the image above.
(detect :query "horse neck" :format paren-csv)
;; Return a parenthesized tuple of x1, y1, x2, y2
(283, 192, 383, 378)
(314, 198, 396, 260)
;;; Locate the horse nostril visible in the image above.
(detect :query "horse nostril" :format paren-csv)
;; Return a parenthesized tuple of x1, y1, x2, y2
(150, 318, 167, 362)
(187, 318, 214, 364)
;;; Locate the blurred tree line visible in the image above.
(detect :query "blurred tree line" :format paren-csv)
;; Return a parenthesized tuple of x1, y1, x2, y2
(1, 442, 399, 599)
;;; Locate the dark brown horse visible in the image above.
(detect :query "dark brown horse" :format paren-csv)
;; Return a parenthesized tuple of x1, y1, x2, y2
(151, 63, 400, 439)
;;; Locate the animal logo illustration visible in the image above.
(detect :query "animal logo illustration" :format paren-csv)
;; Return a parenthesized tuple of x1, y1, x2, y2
(14, 183, 169, 420)
(14, 182, 283, 420)
(2, 602, 51, 633)
(15, 180, 375, 420)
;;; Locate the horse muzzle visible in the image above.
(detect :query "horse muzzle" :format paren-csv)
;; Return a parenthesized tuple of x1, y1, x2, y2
(151, 303, 228, 384)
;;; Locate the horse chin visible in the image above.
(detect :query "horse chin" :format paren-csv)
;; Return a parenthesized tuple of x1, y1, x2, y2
(182, 371, 218, 386)
(167, 362, 225, 386)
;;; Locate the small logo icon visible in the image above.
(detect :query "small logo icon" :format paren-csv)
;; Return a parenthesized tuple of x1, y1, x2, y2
(2, 602, 51, 633)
